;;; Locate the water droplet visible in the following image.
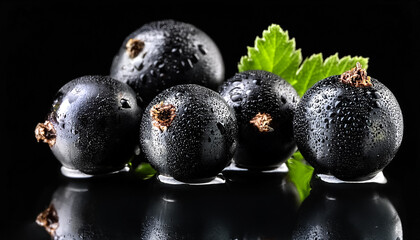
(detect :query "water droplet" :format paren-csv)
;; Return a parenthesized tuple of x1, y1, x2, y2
(157, 63, 165, 69)
(191, 54, 199, 63)
(120, 98, 131, 108)
(217, 122, 226, 134)
(175, 92, 183, 99)
(140, 74, 147, 84)
(186, 59, 193, 69)
(134, 145, 141, 155)
(121, 63, 134, 72)
(150, 69, 156, 77)
(334, 101, 342, 108)
(281, 96, 287, 104)
(198, 44, 207, 55)
(230, 94, 243, 102)
(232, 81, 243, 87)
(134, 62, 144, 71)
(229, 87, 244, 102)
(373, 91, 381, 99)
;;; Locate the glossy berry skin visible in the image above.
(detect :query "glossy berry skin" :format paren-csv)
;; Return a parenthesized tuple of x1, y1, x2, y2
(37, 76, 142, 175)
(219, 70, 300, 170)
(110, 19, 225, 106)
(140, 84, 238, 183)
(293, 75, 403, 180)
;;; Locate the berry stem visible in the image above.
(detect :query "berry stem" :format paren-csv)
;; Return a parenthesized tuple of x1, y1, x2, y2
(126, 38, 145, 59)
(339, 62, 372, 87)
(150, 102, 176, 132)
(35, 121, 56, 147)
(250, 112, 274, 132)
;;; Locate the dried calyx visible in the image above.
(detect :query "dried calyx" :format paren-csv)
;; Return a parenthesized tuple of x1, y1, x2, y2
(35, 120, 56, 147)
(36, 204, 59, 237)
(340, 62, 372, 87)
(126, 38, 145, 59)
(150, 101, 176, 132)
(250, 112, 274, 132)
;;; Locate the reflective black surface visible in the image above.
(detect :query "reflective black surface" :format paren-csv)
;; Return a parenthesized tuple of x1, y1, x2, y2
(293, 177, 403, 239)
(10, 165, 412, 240)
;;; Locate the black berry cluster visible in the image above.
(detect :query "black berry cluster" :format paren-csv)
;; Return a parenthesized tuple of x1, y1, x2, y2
(35, 20, 402, 183)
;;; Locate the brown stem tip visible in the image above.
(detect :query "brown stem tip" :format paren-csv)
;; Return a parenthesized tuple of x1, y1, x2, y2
(126, 38, 145, 59)
(35, 120, 56, 147)
(36, 204, 59, 237)
(150, 102, 176, 132)
(250, 112, 274, 133)
(340, 62, 372, 87)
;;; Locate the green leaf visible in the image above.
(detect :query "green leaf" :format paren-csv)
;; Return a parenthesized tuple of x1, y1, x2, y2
(133, 162, 157, 180)
(286, 151, 314, 202)
(293, 53, 369, 96)
(294, 53, 324, 97)
(238, 24, 369, 97)
(238, 24, 302, 86)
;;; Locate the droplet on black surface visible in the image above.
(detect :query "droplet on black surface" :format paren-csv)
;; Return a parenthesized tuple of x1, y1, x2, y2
(217, 122, 226, 134)
(198, 44, 207, 55)
(230, 94, 243, 102)
(281, 96, 287, 104)
(120, 98, 131, 108)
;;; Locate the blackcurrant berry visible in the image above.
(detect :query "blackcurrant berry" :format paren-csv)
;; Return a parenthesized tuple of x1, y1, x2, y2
(35, 75, 142, 175)
(219, 70, 300, 170)
(110, 19, 225, 106)
(140, 84, 238, 183)
(293, 63, 403, 180)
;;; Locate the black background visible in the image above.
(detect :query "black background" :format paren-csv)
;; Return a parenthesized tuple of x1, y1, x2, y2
(3, 1, 420, 239)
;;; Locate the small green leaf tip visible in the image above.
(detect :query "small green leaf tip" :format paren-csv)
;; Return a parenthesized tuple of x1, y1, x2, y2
(286, 151, 314, 202)
(238, 24, 302, 85)
(134, 162, 157, 180)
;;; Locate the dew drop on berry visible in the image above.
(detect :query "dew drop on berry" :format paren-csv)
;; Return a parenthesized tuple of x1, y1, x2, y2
(281, 96, 287, 104)
(217, 122, 226, 134)
(197, 44, 207, 55)
(120, 98, 131, 108)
